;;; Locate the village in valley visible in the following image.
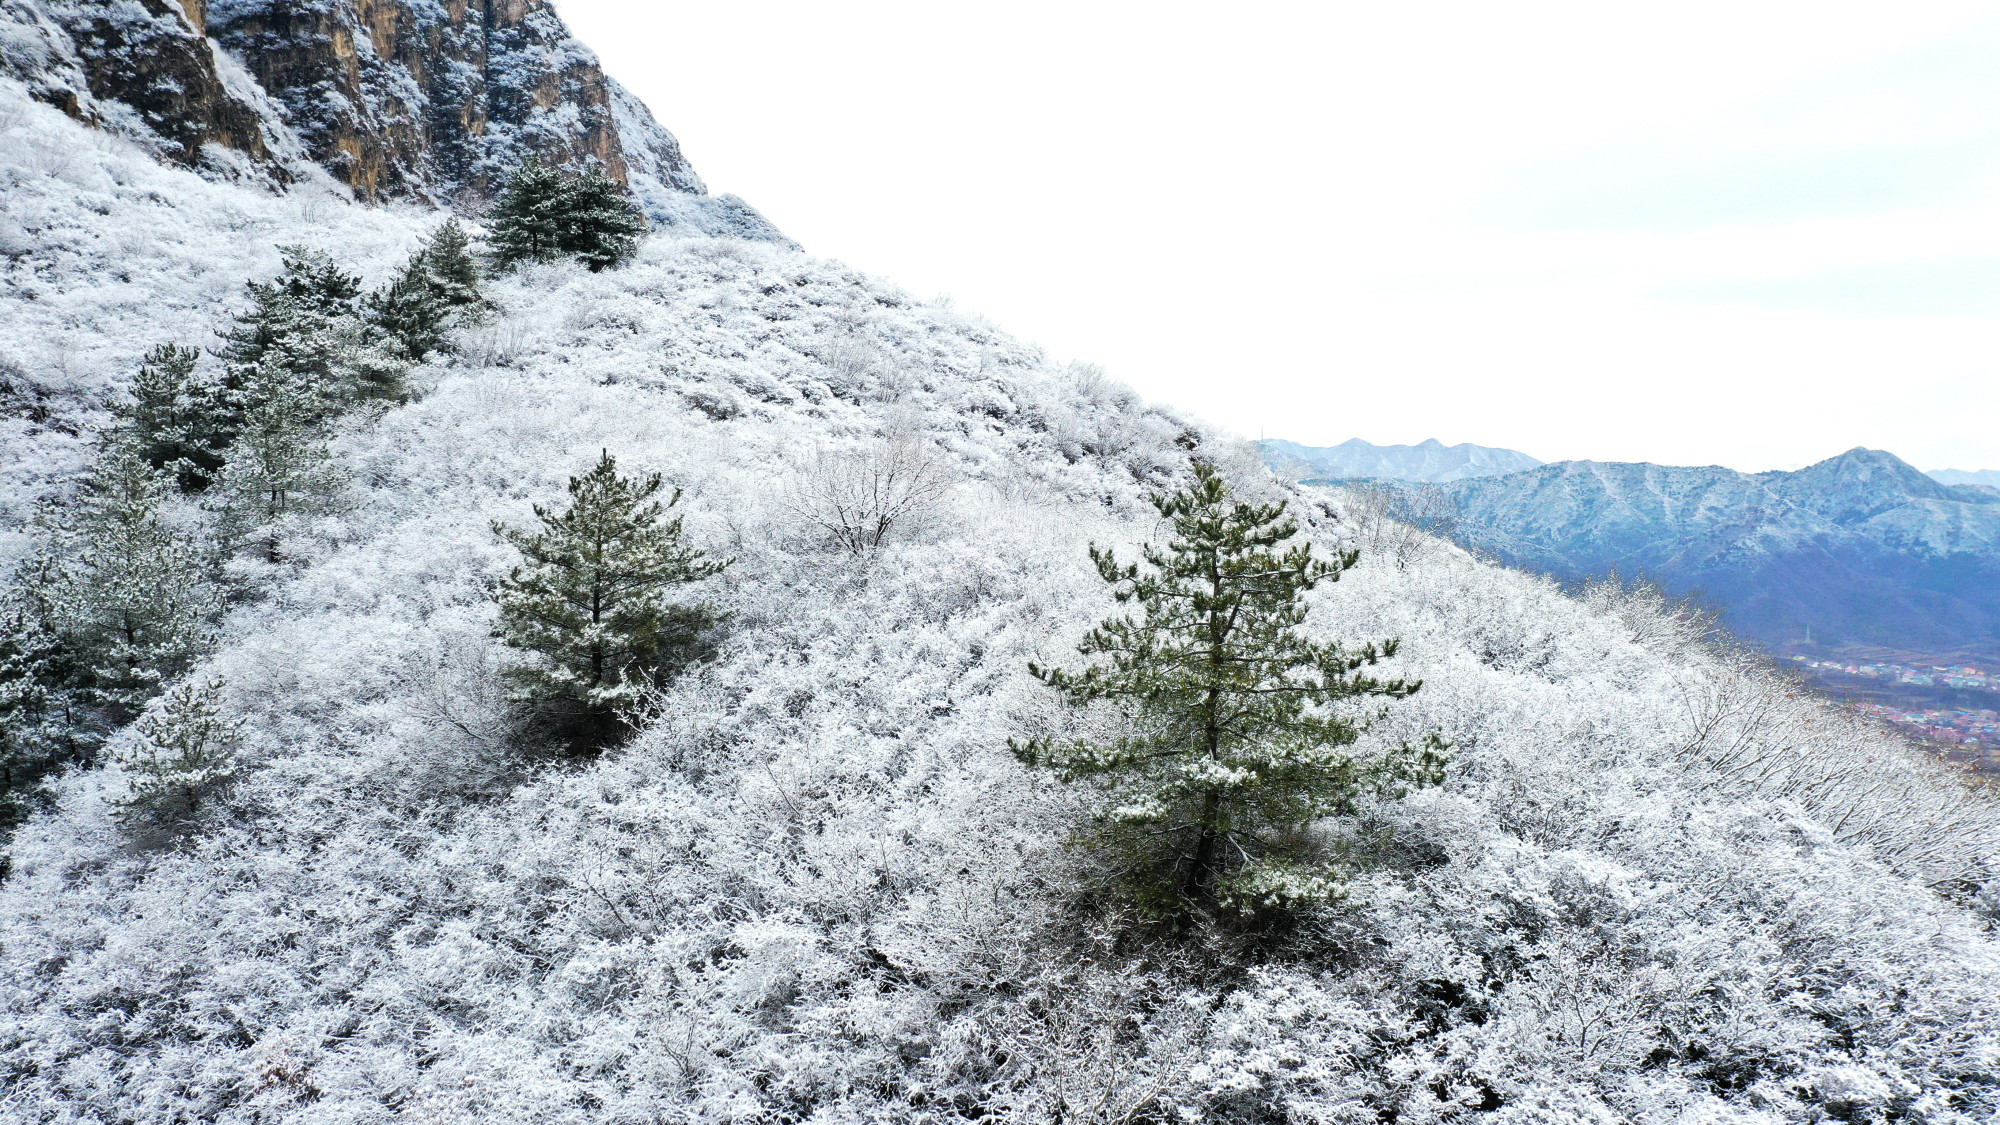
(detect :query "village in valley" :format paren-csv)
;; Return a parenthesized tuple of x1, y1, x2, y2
(1788, 656, 2000, 769)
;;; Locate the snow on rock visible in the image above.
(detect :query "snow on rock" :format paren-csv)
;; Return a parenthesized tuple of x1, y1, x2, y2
(1, 0, 788, 237)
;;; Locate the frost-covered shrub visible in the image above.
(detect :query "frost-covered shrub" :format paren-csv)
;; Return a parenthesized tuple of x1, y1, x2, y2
(781, 432, 955, 555)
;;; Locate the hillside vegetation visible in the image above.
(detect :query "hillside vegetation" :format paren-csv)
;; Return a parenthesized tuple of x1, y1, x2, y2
(4, 82, 2000, 1124)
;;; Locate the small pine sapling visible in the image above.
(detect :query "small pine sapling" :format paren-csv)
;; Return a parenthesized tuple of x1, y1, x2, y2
(366, 267, 448, 363)
(492, 451, 729, 749)
(206, 378, 351, 565)
(0, 580, 77, 839)
(420, 219, 485, 310)
(1013, 464, 1449, 919)
(111, 676, 242, 826)
(365, 221, 485, 365)
(119, 343, 232, 489)
(58, 442, 218, 723)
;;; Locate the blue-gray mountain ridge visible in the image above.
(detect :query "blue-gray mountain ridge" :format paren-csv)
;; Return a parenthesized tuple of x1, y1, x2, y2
(1327, 446, 2000, 659)
(1261, 437, 1542, 483)
(1931, 468, 2000, 490)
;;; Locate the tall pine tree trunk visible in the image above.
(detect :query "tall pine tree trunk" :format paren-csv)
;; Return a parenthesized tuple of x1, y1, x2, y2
(1182, 549, 1228, 902)
(1186, 792, 1221, 900)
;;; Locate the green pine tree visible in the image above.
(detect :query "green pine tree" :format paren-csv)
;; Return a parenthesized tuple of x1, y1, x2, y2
(1014, 464, 1449, 917)
(111, 676, 242, 827)
(218, 245, 360, 369)
(206, 378, 351, 566)
(220, 245, 405, 416)
(1, 445, 222, 845)
(554, 162, 646, 271)
(364, 221, 487, 365)
(489, 158, 646, 272)
(0, 572, 80, 843)
(118, 343, 232, 489)
(419, 219, 485, 310)
(365, 268, 449, 364)
(492, 451, 729, 748)
(487, 157, 567, 269)
(58, 442, 219, 723)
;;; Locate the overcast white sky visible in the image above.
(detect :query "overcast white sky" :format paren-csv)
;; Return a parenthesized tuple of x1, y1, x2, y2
(560, 0, 2000, 473)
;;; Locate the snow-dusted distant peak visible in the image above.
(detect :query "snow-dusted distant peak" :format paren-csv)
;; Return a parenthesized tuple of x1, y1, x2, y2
(1262, 436, 1543, 483)
(1431, 445, 2000, 658)
(1930, 467, 2000, 490)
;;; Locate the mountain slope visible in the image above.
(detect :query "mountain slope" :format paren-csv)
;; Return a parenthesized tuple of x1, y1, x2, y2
(3, 80, 2000, 1122)
(1438, 449, 2000, 659)
(1264, 436, 1543, 483)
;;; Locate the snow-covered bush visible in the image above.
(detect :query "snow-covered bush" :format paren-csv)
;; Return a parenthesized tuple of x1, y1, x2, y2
(781, 431, 955, 555)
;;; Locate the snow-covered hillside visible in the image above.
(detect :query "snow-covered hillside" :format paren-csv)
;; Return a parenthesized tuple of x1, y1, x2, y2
(0, 86, 440, 563)
(5, 81, 2000, 1124)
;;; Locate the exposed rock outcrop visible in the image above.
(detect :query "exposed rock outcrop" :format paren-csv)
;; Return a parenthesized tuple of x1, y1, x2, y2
(1, 0, 784, 239)
(1, 0, 295, 181)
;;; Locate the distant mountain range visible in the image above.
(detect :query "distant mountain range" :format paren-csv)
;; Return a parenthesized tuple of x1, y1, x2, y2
(1442, 448, 2000, 659)
(1262, 438, 1542, 483)
(1266, 442, 2000, 661)
(1929, 468, 2000, 490)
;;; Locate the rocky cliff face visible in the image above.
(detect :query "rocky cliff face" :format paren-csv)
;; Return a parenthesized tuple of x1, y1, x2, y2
(1, 0, 783, 238)
(205, 0, 671, 203)
(1, 0, 297, 178)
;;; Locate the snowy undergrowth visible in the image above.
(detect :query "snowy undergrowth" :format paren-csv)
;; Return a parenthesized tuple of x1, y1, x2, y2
(3, 82, 2000, 1123)
(0, 81, 438, 561)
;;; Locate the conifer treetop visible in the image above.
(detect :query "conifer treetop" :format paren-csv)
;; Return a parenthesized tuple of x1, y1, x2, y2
(1017, 462, 1446, 915)
(497, 450, 727, 588)
(487, 157, 646, 273)
(492, 450, 729, 745)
